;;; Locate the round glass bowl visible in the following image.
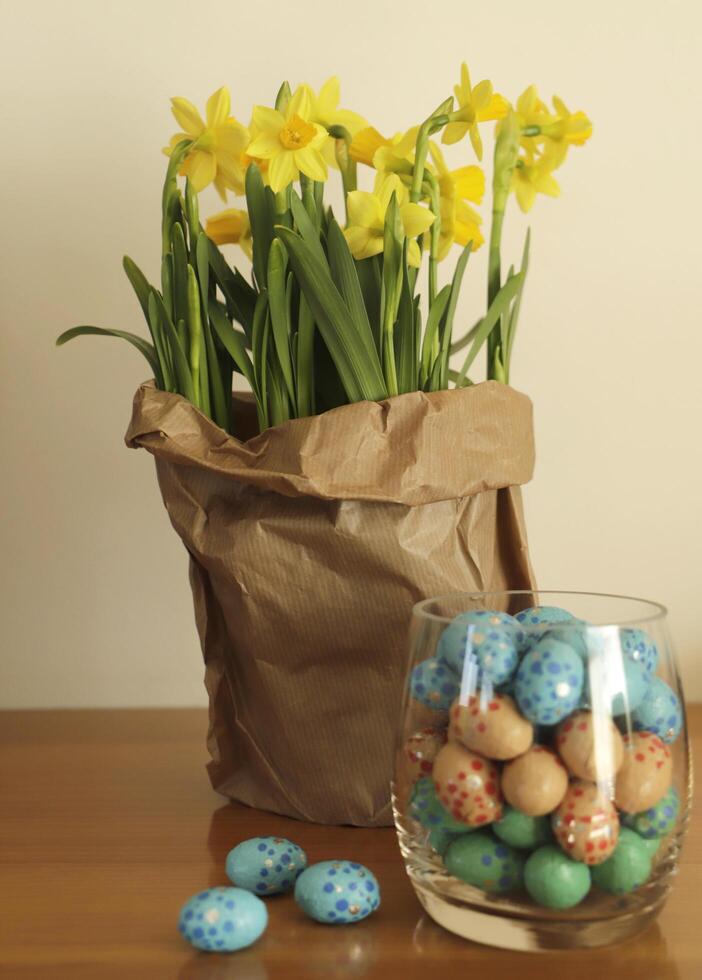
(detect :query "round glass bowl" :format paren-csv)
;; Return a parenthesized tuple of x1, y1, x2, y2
(392, 591, 691, 951)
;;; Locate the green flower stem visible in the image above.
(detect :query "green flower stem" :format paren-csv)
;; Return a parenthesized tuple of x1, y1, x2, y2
(423, 175, 441, 305)
(329, 125, 357, 221)
(161, 141, 189, 256)
(486, 112, 520, 378)
(186, 265, 202, 403)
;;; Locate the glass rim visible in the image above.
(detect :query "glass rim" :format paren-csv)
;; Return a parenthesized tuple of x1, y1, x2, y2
(412, 590, 668, 629)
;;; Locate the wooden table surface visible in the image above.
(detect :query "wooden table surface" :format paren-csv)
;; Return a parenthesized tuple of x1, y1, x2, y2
(0, 707, 698, 980)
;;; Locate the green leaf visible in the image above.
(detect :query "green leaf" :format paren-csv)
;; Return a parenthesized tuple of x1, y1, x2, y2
(296, 293, 315, 417)
(210, 301, 257, 393)
(455, 272, 525, 385)
(203, 314, 228, 431)
(161, 253, 174, 320)
(267, 240, 296, 411)
(438, 241, 472, 389)
(122, 256, 152, 322)
(148, 293, 196, 403)
(326, 218, 378, 368)
(355, 256, 381, 357)
(184, 180, 200, 259)
(186, 265, 204, 408)
(56, 325, 163, 386)
(420, 285, 451, 388)
(504, 228, 531, 379)
(289, 191, 327, 265)
(246, 164, 276, 290)
(275, 225, 387, 403)
(379, 193, 404, 396)
(252, 292, 270, 430)
(449, 317, 482, 355)
(171, 223, 190, 331)
(395, 244, 417, 394)
(206, 237, 256, 337)
(196, 233, 210, 313)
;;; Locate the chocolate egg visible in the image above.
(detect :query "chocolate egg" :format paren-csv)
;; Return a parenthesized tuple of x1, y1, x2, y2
(403, 727, 447, 782)
(437, 610, 521, 684)
(515, 606, 576, 645)
(444, 832, 525, 893)
(501, 745, 569, 817)
(432, 742, 502, 827)
(493, 806, 552, 850)
(409, 657, 460, 711)
(620, 628, 659, 674)
(632, 676, 683, 744)
(524, 845, 591, 909)
(514, 638, 584, 725)
(622, 785, 680, 840)
(551, 781, 619, 865)
(615, 731, 672, 813)
(448, 693, 533, 760)
(409, 776, 471, 834)
(591, 828, 652, 894)
(556, 710, 624, 781)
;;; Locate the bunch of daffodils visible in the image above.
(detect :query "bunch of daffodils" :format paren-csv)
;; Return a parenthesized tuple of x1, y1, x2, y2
(59, 65, 591, 433)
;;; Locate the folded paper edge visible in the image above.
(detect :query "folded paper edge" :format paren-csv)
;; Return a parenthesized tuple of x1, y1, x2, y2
(125, 380, 535, 506)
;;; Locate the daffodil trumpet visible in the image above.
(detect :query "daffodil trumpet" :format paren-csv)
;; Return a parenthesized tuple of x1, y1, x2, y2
(58, 69, 591, 430)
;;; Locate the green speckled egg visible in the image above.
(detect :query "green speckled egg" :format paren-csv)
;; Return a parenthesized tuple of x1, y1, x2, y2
(591, 828, 652, 894)
(410, 777, 472, 834)
(444, 832, 524, 893)
(622, 786, 679, 839)
(493, 805, 552, 850)
(524, 845, 591, 909)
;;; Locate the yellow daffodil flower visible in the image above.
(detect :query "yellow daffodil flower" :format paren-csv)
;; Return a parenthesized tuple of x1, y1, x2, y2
(344, 173, 434, 267)
(511, 147, 561, 213)
(164, 87, 249, 199)
(205, 208, 253, 259)
(442, 62, 509, 160)
(311, 77, 368, 136)
(542, 95, 593, 146)
(513, 85, 552, 132)
(349, 126, 418, 173)
(513, 87, 592, 168)
(246, 85, 330, 193)
(428, 144, 484, 259)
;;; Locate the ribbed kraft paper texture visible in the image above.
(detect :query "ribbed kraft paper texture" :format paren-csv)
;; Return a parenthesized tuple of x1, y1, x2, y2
(126, 380, 536, 826)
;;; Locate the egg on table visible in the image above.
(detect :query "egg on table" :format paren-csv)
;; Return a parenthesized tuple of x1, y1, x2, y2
(551, 780, 619, 865)
(178, 887, 267, 953)
(615, 731, 672, 813)
(294, 861, 380, 924)
(501, 745, 569, 817)
(225, 837, 307, 895)
(448, 692, 533, 760)
(555, 710, 624, 781)
(432, 741, 503, 826)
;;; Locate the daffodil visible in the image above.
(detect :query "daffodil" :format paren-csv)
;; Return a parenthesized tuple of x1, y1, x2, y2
(344, 173, 435, 267)
(542, 95, 593, 146)
(311, 77, 368, 135)
(246, 85, 330, 193)
(164, 87, 249, 199)
(511, 147, 560, 213)
(513, 87, 592, 168)
(349, 126, 418, 173)
(428, 143, 484, 259)
(205, 208, 252, 259)
(442, 62, 509, 160)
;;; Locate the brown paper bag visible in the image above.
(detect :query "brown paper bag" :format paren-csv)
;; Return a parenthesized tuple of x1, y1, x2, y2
(125, 380, 536, 826)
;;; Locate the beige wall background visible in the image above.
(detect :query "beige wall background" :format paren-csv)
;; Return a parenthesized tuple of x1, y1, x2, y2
(2, 0, 701, 707)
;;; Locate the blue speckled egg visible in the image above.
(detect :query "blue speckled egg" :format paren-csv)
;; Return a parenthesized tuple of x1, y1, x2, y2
(410, 657, 460, 711)
(583, 657, 650, 716)
(410, 776, 472, 834)
(622, 786, 680, 839)
(295, 861, 380, 924)
(632, 676, 682, 743)
(178, 887, 267, 952)
(514, 637, 584, 725)
(515, 606, 576, 646)
(437, 610, 521, 685)
(225, 837, 307, 895)
(620, 628, 659, 674)
(544, 621, 589, 659)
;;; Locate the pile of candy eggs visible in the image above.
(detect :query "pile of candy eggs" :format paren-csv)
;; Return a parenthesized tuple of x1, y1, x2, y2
(404, 606, 683, 910)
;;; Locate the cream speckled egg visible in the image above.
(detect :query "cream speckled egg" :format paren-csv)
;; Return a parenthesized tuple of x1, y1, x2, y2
(403, 727, 447, 783)
(448, 693, 533, 761)
(556, 710, 624, 781)
(432, 741, 503, 827)
(551, 780, 620, 865)
(502, 745, 569, 817)
(615, 731, 673, 813)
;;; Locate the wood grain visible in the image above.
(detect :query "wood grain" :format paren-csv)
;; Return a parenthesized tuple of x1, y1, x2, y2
(0, 706, 698, 980)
